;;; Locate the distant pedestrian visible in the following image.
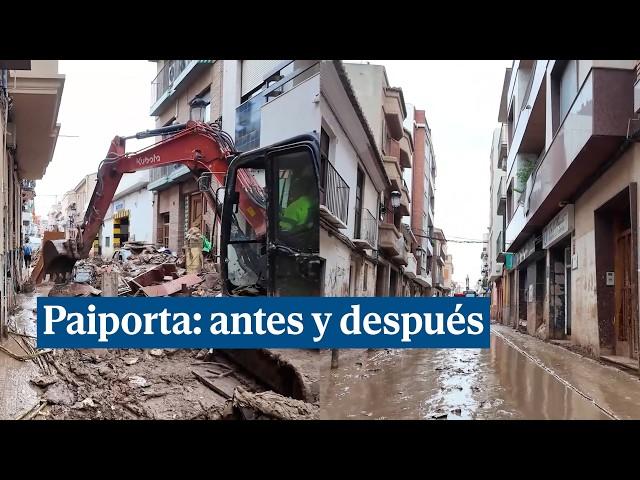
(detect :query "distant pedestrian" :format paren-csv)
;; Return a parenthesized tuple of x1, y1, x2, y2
(23, 240, 33, 269)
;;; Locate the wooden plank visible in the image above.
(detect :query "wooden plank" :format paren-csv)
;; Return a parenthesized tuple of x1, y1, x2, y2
(191, 368, 240, 399)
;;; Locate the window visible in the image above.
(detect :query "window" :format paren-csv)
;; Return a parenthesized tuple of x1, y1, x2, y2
(157, 213, 169, 248)
(105, 236, 110, 247)
(551, 60, 578, 133)
(192, 88, 211, 123)
(354, 168, 364, 238)
(559, 60, 577, 123)
(276, 150, 318, 253)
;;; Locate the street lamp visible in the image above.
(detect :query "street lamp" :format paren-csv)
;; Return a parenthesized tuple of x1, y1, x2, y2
(415, 245, 424, 258)
(390, 190, 401, 209)
(189, 97, 208, 122)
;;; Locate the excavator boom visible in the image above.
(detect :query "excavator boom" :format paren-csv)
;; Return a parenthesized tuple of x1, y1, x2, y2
(41, 120, 265, 282)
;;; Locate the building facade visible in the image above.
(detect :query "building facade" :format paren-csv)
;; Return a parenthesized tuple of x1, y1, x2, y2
(343, 62, 419, 297)
(61, 172, 97, 235)
(99, 170, 154, 258)
(488, 94, 510, 319)
(0, 60, 64, 337)
(431, 227, 448, 296)
(405, 105, 436, 294)
(147, 60, 222, 255)
(499, 59, 640, 368)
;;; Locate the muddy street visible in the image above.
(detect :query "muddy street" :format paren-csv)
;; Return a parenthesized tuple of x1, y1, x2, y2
(320, 325, 640, 420)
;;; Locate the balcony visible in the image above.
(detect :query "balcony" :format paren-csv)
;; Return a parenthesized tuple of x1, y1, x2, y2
(378, 223, 404, 257)
(399, 129, 412, 168)
(498, 124, 508, 170)
(320, 160, 349, 229)
(398, 180, 411, 217)
(405, 253, 417, 279)
(8, 61, 64, 180)
(150, 60, 213, 116)
(433, 271, 444, 288)
(496, 177, 506, 215)
(384, 87, 405, 141)
(496, 231, 504, 261)
(353, 208, 378, 250)
(383, 156, 402, 190)
(506, 67, 635, 251)
(415, 270, 432, 288)
(147, 164, 190, 191)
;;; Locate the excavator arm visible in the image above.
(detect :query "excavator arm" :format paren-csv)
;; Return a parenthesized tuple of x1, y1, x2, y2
(41, 120, 266, 281)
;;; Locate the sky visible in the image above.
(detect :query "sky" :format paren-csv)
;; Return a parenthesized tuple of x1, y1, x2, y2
(36, 60, 511, 287)
(375, 60, 512, 286)
(35, 60, 157, 217)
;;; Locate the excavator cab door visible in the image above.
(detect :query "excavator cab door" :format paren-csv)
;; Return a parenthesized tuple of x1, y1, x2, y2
(221, 133, 322, 297)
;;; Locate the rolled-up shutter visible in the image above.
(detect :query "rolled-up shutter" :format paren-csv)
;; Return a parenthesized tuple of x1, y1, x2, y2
(241, 60, 286, 96)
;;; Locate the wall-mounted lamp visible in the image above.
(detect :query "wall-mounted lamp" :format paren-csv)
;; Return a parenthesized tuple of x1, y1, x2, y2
(390, 190, 401, 209)
(415, 245, 424, 258)
(189, 97, 208, 122)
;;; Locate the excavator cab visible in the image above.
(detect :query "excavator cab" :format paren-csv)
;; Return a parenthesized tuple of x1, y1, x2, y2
(221, 133, 323, 297)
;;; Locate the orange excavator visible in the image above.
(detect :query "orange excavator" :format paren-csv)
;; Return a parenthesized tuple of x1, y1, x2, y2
(41, 113, 323, 297)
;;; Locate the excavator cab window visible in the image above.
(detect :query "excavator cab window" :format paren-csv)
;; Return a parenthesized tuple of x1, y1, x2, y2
(221, 133, 322, 296)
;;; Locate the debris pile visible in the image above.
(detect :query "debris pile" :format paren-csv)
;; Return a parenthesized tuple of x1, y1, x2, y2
(54, 241, 221, 298)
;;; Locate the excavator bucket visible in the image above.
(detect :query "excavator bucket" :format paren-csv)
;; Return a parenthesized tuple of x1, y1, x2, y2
(41, 239, 78, 282)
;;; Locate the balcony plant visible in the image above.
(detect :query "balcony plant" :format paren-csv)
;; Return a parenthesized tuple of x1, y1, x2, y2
(514, 158, 535, 194)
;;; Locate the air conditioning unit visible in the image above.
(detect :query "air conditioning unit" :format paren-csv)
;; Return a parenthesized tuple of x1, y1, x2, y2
(6, 122, 16, 149)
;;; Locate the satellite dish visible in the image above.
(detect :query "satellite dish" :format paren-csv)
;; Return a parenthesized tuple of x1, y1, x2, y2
(168, 65, 175, 84)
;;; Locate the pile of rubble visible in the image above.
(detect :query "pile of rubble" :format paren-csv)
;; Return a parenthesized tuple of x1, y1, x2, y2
(13, 344, 318, 420)
(54, 241, 222, 298)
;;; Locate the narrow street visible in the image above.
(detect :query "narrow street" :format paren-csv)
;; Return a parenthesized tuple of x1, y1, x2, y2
(320, 325, 640, 420)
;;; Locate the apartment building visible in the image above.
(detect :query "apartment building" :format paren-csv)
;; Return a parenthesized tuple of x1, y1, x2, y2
(488, 88, 510, 320)
(0, 60, 64, 337)
(480, 232, 489, 295)
(61, 173, 97, 234)
(444, 254, 454, 294)
(500, 59, 640, 367)
(431, 227, 448, 296)
(147, 60, 222, 254)
(343, 62, 415, 297)
(100, 170, 154, 258)
(405, 105, 436, 295)
(319, 61, 386, 296)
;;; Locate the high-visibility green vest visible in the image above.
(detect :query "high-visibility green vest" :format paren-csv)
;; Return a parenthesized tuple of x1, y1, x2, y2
(279, 195, 313, 231)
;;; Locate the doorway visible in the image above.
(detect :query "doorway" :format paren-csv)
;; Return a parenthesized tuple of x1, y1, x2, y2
(375, 263, 387, 296)
(595, 184, 639, 361)
(518, 268, 527, 330)
(549, 236, 571, 339)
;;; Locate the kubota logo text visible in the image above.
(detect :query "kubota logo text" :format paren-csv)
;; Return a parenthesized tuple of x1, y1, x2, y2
(136, 154, 161, 166)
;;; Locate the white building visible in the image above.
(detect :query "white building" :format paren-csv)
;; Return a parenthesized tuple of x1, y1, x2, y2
(100, 169, 154, 258)
(320, 60, 390, 296)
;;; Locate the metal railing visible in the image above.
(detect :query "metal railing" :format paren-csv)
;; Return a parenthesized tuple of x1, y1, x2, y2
(356, 208, 378, 247)
(497, 177, 505, 204)
(151, 60, 191, 105)
(149, 164, 185, 183)
(322, 160, 349, 225)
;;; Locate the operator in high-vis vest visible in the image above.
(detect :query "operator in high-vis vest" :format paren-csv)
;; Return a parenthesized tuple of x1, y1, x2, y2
(278, 163, 316, 236)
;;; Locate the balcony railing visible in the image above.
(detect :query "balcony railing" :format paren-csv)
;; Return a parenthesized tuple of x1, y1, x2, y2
(151, 60, 190, 105)
(496, 231, 504, 260)
(353, 208, 378, 250)
(320, 160, 349, 228)
(496, 177, 506, 215)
